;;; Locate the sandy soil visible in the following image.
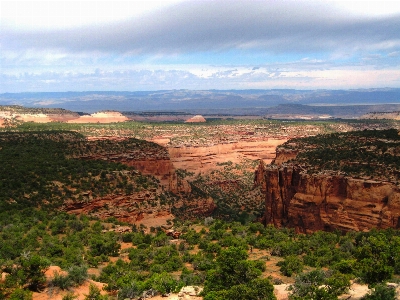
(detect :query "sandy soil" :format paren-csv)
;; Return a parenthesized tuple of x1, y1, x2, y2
(274, 284, 291, 300)
(67, 112, 129, 123)
(33, 280, 106, 300)
(16, 114, 54, 123)
(0, 111, 129, 125)
(340, 282, 371, 299)
(32, 266, 106, 300)
(134, 211, 175, 229)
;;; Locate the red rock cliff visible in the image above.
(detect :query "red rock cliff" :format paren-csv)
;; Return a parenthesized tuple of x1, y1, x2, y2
(255, 150, 400, 233)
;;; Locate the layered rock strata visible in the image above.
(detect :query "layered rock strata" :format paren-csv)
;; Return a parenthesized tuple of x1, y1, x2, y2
(255, 150, 400, 233)
(64, 138, 216, 223)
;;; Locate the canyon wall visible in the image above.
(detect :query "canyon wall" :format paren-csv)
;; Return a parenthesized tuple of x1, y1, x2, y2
(168, 139, 285, 173)
(255, 149, 400, 233)
(64, 138, 215, 224)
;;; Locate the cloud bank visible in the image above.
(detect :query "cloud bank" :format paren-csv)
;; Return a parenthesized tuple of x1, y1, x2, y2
(1, 0, 400, 92)
(3, 1, 400, 54)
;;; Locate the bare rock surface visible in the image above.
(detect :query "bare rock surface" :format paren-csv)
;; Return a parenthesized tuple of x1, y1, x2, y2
(255, 136, 400, 232)
(184, 115, 206, 123)
(255, 163, 400, 232)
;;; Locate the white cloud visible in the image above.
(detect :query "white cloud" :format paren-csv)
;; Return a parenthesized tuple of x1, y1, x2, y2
(1, 65, 399, 93)
(1, 0, 400, 92)
(1, 0, 184, 30)
(2, 1, 400, 55)
(328, 0, 400, 17)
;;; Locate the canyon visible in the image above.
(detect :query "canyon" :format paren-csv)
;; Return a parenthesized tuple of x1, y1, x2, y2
(166, 138, 285, 173)
(62, 136, 286, 228)
(255, 134, 400, 233)
(2, 105, 400, 233)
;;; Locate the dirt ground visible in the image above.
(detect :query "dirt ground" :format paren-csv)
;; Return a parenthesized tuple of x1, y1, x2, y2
(32, 266, 107, 300)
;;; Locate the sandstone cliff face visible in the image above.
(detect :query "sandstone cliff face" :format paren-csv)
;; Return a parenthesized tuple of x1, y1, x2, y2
(64, 139, 215, 223)
(255, 150, 400, 233)
(77, 144, 174, 180)
(271, 147, 299, 165)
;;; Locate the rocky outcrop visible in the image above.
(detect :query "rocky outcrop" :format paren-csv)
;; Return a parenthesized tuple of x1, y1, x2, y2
(76, 141, 174, 181)
(64, 137, 216, 222)
(0, 106, 129, 124)
(185, 115, 206, 123)
(178, 286, 203, 299)
(255, 152, 400, 233)
(169, 171, 192, 194)
(272, 147, 299, 165)
(173, 197, 217, 217)
(67, 111, 129, 123)
(361, 111, 400, 120)
(64, 192, 171, 224)
(168, 139, 284, 173)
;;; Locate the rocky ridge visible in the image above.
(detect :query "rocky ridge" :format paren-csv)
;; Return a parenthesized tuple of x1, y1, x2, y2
(0, 106, 129, 125)
(362, 111, 400, 120)
(255, 130, 400, 233)
(62, 136, 217, 224)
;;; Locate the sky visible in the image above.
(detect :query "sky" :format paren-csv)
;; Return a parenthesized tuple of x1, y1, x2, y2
(1, 0, 400, 92)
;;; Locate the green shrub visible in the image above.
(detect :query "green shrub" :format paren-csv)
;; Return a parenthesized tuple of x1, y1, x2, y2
(67, 265, 88, 285)
(84, 283, 108, 300)
(277, 255, 304, 277)
(150, 272, 181, 295)
(8, 288, 32, 300)
(51, 272, 73, 290)
(62, 292, 78, 300)
(357, 258, 394, 285)
(361, 284, 396, 300)
(289, 269, 350, 300)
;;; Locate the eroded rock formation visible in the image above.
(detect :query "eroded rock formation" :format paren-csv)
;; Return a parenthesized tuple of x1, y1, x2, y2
(185, 115, 206, 123)
(63, 137, 216, 224)
(255, 147, 400, 233)
(0, 106, 129, 125)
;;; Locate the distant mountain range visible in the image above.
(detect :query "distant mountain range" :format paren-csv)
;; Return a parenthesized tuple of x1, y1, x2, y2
(0, 89, 399, 117)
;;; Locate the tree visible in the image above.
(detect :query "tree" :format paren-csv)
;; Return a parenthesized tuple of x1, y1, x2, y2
(150, 272, 180, 295)
(19, 254, 50, 292)
(357, 258, 394, 285)
(289, 269, 350, 300)
(361, 284, 396, 300)
(204, 278, 276, 300)
(8, 288, 32, 300)
(202, 246, 275, 299)
(277, 255, 304, 277)
(84, 283, 108, 300)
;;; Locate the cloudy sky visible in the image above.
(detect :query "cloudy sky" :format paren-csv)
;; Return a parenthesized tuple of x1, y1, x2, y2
(1, 0, 400, 92)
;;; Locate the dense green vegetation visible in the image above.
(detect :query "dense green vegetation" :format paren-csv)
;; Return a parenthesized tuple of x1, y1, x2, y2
(0, 131, 163, 212)
(0, 131, 170, 298)
(1, 128, 400, 298)
(2, 213, 400, 299)
(283, 129, 400, 183)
